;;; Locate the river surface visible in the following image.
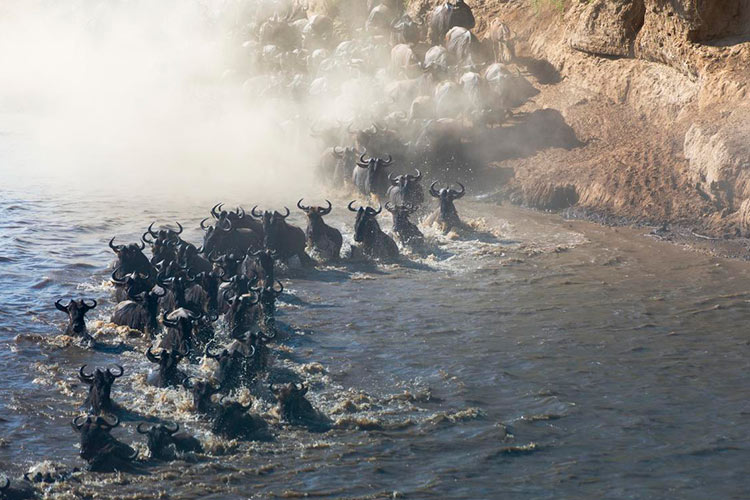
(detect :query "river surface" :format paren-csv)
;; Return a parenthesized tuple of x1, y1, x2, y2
(1, 166, 749, 499)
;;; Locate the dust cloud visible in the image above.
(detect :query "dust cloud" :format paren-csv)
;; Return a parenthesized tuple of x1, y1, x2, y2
(0, 0, 340, 201)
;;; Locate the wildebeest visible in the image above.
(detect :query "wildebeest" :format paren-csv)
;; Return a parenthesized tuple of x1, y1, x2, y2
(201, 218, 262, 258)
(160, 308, 202, 355)
(486, 19, 514, 63)
(297, 199, 342, 261)
(272, 382, 332, 432)
(332, 146, 359, 187)
(211, 398, 274, 441)
(111, 288, 165, 336)
(204, 343, 255, 391)
(387, 169, 424, 208)
(0, 477, 36, 499)
(445, 26, 488, 71)
(386, 203, 425, 248)
(252, 207, 314, 267)
(353, 153, 393, 199)
(108, 237, 154, 277)
(429, 0, 475, 45)
(391, 43, 419, 77)
(79, 365, 123, 416)
(348, 202, 399, 260)
(182, 378, 221, 415)
(111, 268, 153, 303)
(55, 299, 96, 340)
(70, 414, 139, 473)
(428, 181, 466, 232)
(146, 346, 188, 388)
(366, 3, 396, 33)
(390, 14, 422, 45)
(136, 422, 202, 460)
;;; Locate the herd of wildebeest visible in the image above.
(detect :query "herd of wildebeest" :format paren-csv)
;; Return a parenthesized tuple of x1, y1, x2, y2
(2, 0, 531, 496)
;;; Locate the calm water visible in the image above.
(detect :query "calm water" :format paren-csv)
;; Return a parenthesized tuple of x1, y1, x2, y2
(0, 171, 748, 498)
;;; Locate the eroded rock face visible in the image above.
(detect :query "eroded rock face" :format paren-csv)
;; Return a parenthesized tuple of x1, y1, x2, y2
(635, 0, 749, 76)
(684, 109, 750, 212)
(569, 0, 645, 57)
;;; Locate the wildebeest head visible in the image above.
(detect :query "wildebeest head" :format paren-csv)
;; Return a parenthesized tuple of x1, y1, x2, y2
(349, 201, 383, 243)
(386, 202, 424, 246)
(250, 280, 284, 332)
(211, 397, 272, 441)
(109, 237, 152, 276)
(136, 422, 179, 460)
(161, 308, 202, 353)
(332, 146, 358, 165)
(429, 181, 465, 222)
(146, 346, 187, 388)
(297, 199, 332, 229)
(79, 365, 123, 415)
(183, 378, 221, 414)
(356, 153, 393, 196)
(204, 343, 255, 389)
(245, 248, 275, 287)
(272, 382, 332, 431)
(252, 206, 290, 252)
(71, 414, 137, 472)
(142, 221, 183, 247)
(55, 299, 96, 338)
(200, 217, 233, 257)
(111, 267, 152, 299)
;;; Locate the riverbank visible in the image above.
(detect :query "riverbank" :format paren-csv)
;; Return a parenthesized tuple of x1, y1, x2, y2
(411, 0, 750, 247)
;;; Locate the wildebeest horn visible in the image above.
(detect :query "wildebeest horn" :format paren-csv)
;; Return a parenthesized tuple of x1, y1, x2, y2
(388, 172, 398, 186)
(272, 280, 284, 294)
(347, 201, 359, 212)
(204, 344, 220, 360)
(381, 155, 393, 165)
(55, 299, 69, 313)
(200, 218, 210, 231)
(187, 309, 203, 320)
(297, 198, 309, 211)
(367, 204, 382, 215)
(385, 202, 394, 213)
(147, 222, 158, 238)
(333, 146, 344, 158)
(280, 207, 290, 218)
(211, 203, 222, 219)
(357, 152, 370, 167)
(111, 269, 126, 285)
(162, 312, 178, 328)
(453, 182, 466, 198)
(83, 299, 97, 310)
(321, 200, 333, 215)
(72, 415, 87, 431)
(251, 205, 262, 218)
(165, 421, 180, 434)
(237, 207, 245, 219)
(142, 231, 154, 245)
(107, 365, 124, 378)
(137, 423, 150, 434)
(173, 222, 183, 235)
(182, 377, 195, 389)
(108, 237, 124, 253)
(79, 365, 94, 383)
(151, 286, 167, 298)
(413, 169, 422, 180)
(137, 239, 145, 250)
(347, 123, 356, 134)
(146, 346, 161, 363)
(219, 218, 232, 232)
(97, 414, 119, 429)
(429, 181, 440, 197)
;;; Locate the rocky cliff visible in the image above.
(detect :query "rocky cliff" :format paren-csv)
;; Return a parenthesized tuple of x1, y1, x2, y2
(413, 0, 750, 237)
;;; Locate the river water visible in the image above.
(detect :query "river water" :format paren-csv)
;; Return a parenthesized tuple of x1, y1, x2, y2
(1, 164, 749, 499)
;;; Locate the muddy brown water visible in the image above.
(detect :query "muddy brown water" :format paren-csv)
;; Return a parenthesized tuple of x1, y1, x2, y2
(0, 175, 748, 499)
